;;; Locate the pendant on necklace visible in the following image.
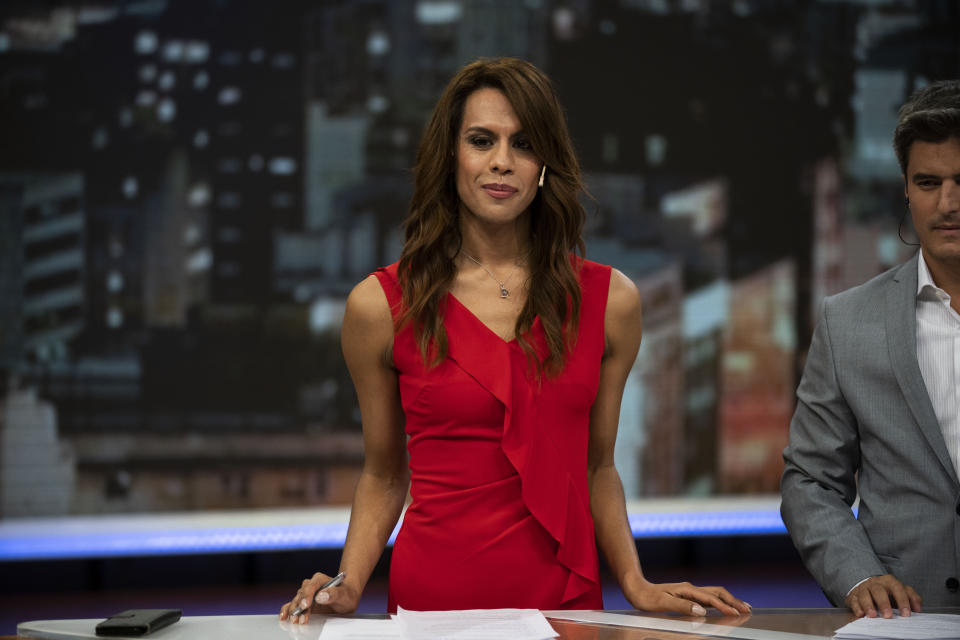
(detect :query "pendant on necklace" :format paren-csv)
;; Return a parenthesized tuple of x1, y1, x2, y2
(499, 285, 509, 299)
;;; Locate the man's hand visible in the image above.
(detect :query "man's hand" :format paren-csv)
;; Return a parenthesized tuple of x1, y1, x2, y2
(845, 575, 922, 619)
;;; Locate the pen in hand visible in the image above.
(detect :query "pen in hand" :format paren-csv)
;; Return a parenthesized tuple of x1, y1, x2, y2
(291, 572, 346, 617)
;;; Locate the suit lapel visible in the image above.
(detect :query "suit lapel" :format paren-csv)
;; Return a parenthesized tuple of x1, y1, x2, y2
(885, 253, 960, 485)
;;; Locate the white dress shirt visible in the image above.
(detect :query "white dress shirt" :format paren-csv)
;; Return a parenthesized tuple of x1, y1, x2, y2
(916, 251, 960, 480)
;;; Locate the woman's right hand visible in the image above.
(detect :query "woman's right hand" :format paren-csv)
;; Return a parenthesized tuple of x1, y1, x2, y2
(623, 573, 751, 617)
(279, 572, 361, 624)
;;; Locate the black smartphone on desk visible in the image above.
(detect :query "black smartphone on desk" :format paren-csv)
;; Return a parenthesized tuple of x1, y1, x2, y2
(95, 609, 182, 636)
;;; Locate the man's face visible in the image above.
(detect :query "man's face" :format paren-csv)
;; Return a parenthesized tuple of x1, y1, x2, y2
(905, 137, 960, 272)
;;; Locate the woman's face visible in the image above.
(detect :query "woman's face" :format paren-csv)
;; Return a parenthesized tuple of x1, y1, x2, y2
(455, 87, 542, 229)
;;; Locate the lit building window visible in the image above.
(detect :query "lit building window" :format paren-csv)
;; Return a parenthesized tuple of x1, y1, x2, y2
(186, 248, 212, 273)
(185, 41, 210, 63)
(249, 48, 265, 63)
(119, 108, 133, 128)
(187, 183, 211, 207)
(552, 8, 576, 40)
(272, 52, 296, 68)
(134, 31, 158, 55)
(367, 31, 390, 56)
(122, 176, 138, 199)
(416, 2, 462, 24)
(248, 154, 264, 172)
(878, 234, 899, 266)
(218, 50, 242, 66)
(367, 95, 389, 113)
(109, 238, 124, 258)
(217, 226, 242, 242)
(645, 134, 667, 166)
(139, 64, 157, 83)
(107, 271, 124, 292)
(136, 90, 157, 106)
(157, 98, 176, 122)
(217, 157, 242, 174)
(193, 71, 209, 90)
(184, 224, 202, 245)
(162, 40, 184, 62)
(271, 192, 295, 208)
(218, 86, 242, 105)
(391, 127, 410, 147)
(158, 70, 176, 91)
(217, 192, 242, 209)
(193, 129, 209, 148)
(92, 127, 109, 150)
(106, 307, 124, 329)
(269, 157, 298, 175)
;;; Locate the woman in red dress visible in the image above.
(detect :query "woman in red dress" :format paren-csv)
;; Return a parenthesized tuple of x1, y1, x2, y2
(281, 57, 749, 621)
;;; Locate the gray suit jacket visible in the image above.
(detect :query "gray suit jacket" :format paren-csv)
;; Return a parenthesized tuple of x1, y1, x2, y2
(781, 252, 960, 607)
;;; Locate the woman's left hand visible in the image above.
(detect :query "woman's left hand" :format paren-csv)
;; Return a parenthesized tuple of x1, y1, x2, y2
(624, 575, 752, 617)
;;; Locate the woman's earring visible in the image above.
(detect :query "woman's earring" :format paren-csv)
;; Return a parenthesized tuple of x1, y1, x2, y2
(538, 165, 546, 188)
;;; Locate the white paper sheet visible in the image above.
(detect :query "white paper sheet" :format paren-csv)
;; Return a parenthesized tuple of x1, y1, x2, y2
(317, 617, 402, 639)
(396, 607, 558, 640)
(833, 612, 960, 640)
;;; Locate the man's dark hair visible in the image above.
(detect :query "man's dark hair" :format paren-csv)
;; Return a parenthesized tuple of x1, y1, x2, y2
(893, 79, 960, 175)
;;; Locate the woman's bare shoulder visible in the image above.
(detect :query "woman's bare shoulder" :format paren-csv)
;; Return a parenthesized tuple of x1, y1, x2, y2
(606, 268, 642, 324)
(599, 268, 642, 358)
(343, 275, 395, 355)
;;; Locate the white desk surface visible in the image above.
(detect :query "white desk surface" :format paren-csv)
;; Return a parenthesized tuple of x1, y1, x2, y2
(17, 609, 960, 640)
(18, 614, 319, 640)
(16, 611, 834, 640)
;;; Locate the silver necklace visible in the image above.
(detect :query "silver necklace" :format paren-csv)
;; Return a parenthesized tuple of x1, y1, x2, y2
(461, 250, 523, 299)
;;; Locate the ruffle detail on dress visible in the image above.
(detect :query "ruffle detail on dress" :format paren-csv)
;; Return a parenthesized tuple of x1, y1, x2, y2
(444, 295, 600, 605)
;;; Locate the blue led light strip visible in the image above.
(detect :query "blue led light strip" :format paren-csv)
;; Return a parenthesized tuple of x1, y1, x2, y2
(628, 509, 787, 537)
(0, 523, 353, 561)
(0, 507, 791, 561)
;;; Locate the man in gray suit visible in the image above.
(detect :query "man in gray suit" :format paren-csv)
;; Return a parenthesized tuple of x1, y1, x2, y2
(781, 79, 960, 618)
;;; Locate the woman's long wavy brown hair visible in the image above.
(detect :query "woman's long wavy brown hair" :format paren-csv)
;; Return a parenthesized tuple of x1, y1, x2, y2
(398, 57, 587, 377)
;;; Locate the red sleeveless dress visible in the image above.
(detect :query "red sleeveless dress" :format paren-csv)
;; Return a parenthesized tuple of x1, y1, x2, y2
(374, 258, 610, 612)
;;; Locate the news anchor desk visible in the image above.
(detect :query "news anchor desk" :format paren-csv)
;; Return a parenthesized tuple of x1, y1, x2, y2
(12, 609, 960, 640)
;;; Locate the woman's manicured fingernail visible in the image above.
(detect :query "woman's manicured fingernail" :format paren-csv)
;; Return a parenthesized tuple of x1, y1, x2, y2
(692, 604, 706, 616)
(317, 590, 330, 604)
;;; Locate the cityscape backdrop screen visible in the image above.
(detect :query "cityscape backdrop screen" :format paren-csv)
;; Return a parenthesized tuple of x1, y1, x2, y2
(1, 0, 955, 520)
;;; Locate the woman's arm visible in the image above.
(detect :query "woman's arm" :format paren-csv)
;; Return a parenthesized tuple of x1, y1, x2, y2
(281, 275, 410, 623)
(588, 269, 750, 617)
